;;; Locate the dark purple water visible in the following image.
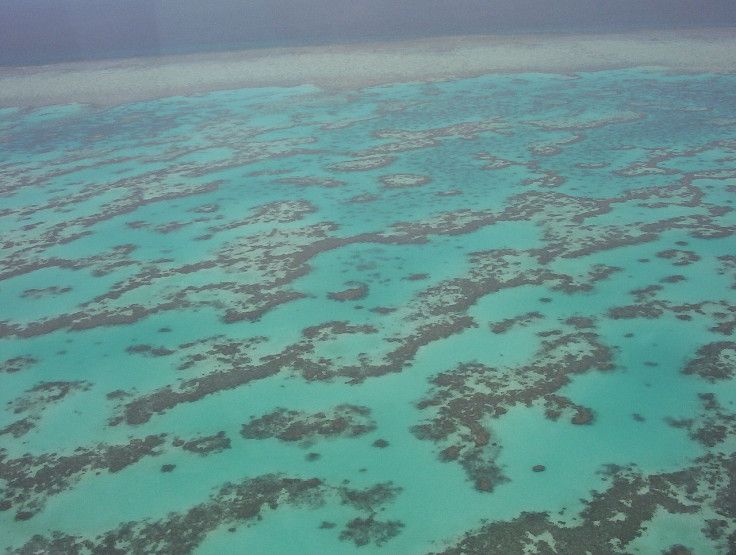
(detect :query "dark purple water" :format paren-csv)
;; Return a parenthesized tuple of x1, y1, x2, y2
(1, 0, 736, 66)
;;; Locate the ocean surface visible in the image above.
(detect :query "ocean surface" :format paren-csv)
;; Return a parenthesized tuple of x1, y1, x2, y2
(1, 64, 735, 554)
(3, 0, 736, 66)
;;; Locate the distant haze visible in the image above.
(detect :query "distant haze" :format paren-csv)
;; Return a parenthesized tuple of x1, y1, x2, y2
(2, 0, 736, 65)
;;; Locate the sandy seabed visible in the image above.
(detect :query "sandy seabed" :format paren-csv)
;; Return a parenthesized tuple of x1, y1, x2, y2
(1, 27, 736, 107)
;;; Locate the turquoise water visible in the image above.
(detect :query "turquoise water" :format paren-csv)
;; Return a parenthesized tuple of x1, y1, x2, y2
(1, 67, 735, 554)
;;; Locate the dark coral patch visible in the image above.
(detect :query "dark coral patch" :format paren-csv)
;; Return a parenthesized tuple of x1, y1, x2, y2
(20, 285, 72, 299)
(181, 431, 231, 455)
(490, 311, 543, 333)
(432, 454, 733, 554)
(683, 342, 736, 382)
(328, 156, 396, 172)
(660, 274, 687, 283)
(126, 344, 175, 356)
(667, 393, 736, 448)
(328, 282, 368, 301)
(0, 417, 36, 438)
(0, 355, 38, 374)
(10, 380, 91, 415)
(12, 475, 324, 553)
(339, 517, 405, 547)
(379, 173, 430, 189)
(241, 405, 376, 443)
(571, 406, 595, 425)
(414, 330, 612, 490)
(657, 249, 701, 265)
(349, 194, 379, 203)
(0, 435, 166, 518)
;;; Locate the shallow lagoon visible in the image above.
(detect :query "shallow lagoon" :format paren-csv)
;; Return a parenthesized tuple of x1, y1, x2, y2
(1, 61, 735, 553)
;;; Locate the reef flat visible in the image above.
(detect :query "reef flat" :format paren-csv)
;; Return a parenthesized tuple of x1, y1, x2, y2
(1, 29, 735, 554)
(1, 27, 736, 107)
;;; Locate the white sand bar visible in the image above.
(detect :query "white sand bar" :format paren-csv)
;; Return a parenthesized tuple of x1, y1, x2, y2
(2, 27, 735, 108)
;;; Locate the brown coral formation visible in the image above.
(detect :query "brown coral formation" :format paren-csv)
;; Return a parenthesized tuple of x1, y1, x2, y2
(683, 342, 736, 382)
(0, 355, 38, 374)
(180, 431, 231, 455)
(339, 516, 405, 547)
(12, 475, 325, 553)
(0, 435, 166, 519)
(413, 329, 612, 490)
(328, 282, 369, 301)
(59, 176, 731, 435)
(1, 381, 92, 439)
(666, 393, 736, 448)
(2, 73, 736, 555)
(657, 249, 701, 265)
(490, 311, 543, 334)
(328, 156, 396, 171)
(379, 173, 431, 189)
(241, 405, 376, 442)
(543, 394, 595, 425)
(433, 454, 735, 554)
(10, 476, 404, 552)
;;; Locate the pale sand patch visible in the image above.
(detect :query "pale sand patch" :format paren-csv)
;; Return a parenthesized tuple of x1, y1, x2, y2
(1, 27, 735, 108)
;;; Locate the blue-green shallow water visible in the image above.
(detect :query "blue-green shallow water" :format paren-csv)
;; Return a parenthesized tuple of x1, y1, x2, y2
(1, 68, 735, 554)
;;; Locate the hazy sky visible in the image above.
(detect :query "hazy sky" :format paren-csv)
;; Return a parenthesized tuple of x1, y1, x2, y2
(2, 0, 735, 64)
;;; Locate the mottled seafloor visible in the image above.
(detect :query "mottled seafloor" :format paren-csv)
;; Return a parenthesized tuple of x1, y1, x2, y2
(1, 39, 736, 555)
